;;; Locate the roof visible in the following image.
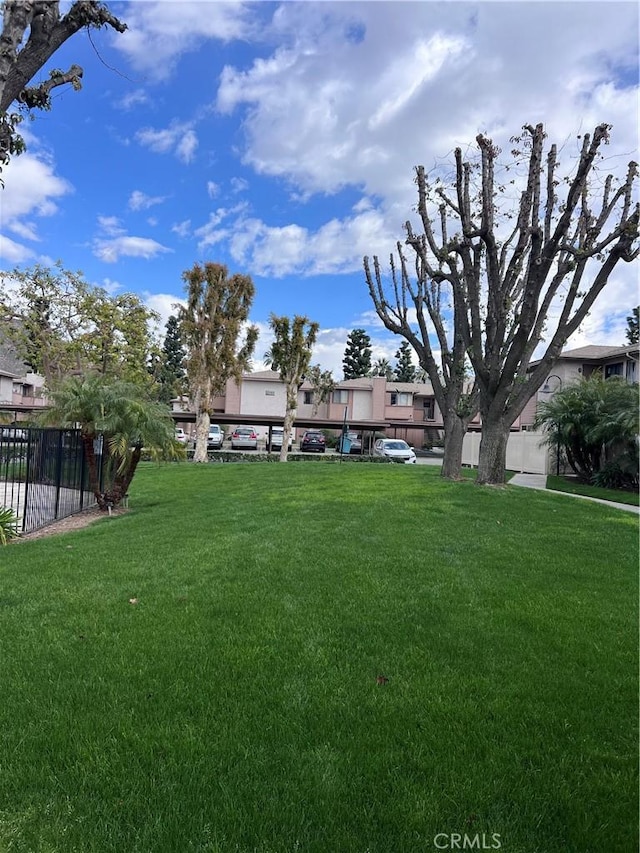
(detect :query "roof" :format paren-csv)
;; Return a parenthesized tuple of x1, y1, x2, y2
(556, 344, 639, 361)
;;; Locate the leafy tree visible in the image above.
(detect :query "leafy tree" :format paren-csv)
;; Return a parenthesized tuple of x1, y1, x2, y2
(342, 328, 372, 379)
(156, 315, 185, 404)
(306, 364, 335, 416)
(625, 307, 639, 345)
(44, 374, 182, 510)
(369, 358, 394, 380)
(534, 375, 639, 489)
(265, 314, 319, 461)
(369, 123, 638, 485)
(0, 1, 126, 178)
(179, 262, 258, 462)
(0, 263, 159, 388)
(394, 341, 417, 382)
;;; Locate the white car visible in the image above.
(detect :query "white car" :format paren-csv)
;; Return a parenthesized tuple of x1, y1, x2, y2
(268, 426, 292, 451)
(207, 424, 224, 450)
(373, 438, 417, 464)
(175, 428, 188, 444)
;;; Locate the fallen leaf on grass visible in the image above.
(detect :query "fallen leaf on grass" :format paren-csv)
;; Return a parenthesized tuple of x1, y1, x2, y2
(129, 598, 138, 605)
(376, 675, 389, 685)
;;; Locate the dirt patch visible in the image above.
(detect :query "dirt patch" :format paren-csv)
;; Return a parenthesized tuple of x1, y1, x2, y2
(15, 507, 129, 542)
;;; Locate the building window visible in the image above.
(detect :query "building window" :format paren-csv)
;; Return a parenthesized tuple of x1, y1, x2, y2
(303, 390, 313, 405)
(605, 362, 623, 379)
(390, 392, 411, 406)
(265, 390, 275, 396)
(422, 398, 435, 421)
(332, 389, 348, 404)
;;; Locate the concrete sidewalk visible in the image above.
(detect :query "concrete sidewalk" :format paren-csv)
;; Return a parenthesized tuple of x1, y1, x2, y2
(509, 472, 639, 514)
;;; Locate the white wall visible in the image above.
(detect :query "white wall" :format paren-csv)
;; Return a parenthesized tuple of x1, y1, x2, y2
(463, 429, 550, 474)
(351, 389, 372, 420)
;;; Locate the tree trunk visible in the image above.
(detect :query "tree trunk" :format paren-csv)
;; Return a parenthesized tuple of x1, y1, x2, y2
(279, 392, 296, 462)
(81, 432, 106, 509)
(441, 413, 467, 479)
(476, 418, 510, 485)
(193, 410, 210, 463)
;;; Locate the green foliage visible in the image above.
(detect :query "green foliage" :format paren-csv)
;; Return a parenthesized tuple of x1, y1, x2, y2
(264, 314, 319, 396)
(43, 374, 183, 508)
(0, 507, 19, 545)
(394, 341, 417, 382)
(535, 375, 639, 487)
(0, 263, 159, 389)
(625, 306, 639, 345)
(342, 328, 372, 379)
(306, 364, 335, 413)
(179, 261, 258, 462)
(369, 357, 393, 379)
(155, 315, 185, 403)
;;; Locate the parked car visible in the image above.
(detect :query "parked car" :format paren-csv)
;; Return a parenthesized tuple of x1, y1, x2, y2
(207, 424, 224, 450)
(1, 427, 28, 441)
(175, 428, 188, 444)
(268, 426, 292, 451)
(336, 431, 362, 454)
(230, 427, 259, 450)
(300, 430, 326, 453)
(373, 438, 417, 464)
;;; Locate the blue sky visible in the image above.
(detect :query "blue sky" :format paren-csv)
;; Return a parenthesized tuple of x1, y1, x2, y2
(1, 1, 638, 375)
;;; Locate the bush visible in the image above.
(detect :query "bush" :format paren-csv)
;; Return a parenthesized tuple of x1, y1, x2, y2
(591, 460, 638, 491)
(0, 507, 20, 545)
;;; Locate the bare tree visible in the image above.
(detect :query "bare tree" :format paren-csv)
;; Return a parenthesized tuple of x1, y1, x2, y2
(369, 123, 639, 484)
(364, 240, 477, 480)
(265, 315, 319, 461)
(179, 262, 258, 463)
(0, 1, 126, 173)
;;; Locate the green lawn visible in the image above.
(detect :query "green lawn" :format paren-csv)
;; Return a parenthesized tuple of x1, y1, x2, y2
(1, 463, 637, 853)
(546, 474, 640, 507)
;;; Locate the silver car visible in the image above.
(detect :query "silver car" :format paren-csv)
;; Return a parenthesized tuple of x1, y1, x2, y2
(373, 438, 417, 464)
(230, 427, 259, 450)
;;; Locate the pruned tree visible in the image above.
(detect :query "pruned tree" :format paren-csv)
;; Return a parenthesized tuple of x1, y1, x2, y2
(306, 363, 335, 416)
(394, 341, 417, 382)
(0, 1, 126, 176)
(625, 306, 639, 345)
(369, 123, 639, 484)
(264, 314, 319, 461)
(179, 262, 258, 463)
(365, 242, 477, 480)
(342, 328, 372, 379)
(0, 263, 159, 389)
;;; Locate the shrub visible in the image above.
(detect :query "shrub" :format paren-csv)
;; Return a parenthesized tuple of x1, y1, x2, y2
(0, 507, 20, 545)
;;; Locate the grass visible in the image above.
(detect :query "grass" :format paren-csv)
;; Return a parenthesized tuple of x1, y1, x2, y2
(0, 462, 637, 853)
(547, 474, 640, 507)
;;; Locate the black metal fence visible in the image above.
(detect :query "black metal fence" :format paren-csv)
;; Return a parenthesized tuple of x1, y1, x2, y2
(0, 427, 111, 533)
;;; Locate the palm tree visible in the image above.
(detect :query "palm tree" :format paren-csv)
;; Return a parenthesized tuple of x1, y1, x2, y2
(369, 358, 393, 380)
(44, 374, 183, 509)
(534, 375, 639, 485)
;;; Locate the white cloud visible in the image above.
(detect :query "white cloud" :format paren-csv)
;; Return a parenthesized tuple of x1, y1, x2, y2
(207, 181, 220, 198)
(0, 149, 72, 263)
(135, 121, 199, 163)
(92, 217, 172, 263)
(129, 190, 166, 211)
(204, 199, 397, 277)
(115, 89, 149, 111)
(176, 129, 198, 164)
(230, 176, 249, 193)
(0, 233, 33, 264)
(115, 1, 256, 79)
(143, 292, 186, 338)
(172, 219, 192, 238)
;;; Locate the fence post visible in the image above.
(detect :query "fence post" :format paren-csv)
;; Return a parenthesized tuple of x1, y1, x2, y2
(53, 429, 63, 520)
